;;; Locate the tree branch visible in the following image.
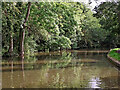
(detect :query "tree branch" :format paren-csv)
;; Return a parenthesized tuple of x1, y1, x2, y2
(23, 2, 31, 28)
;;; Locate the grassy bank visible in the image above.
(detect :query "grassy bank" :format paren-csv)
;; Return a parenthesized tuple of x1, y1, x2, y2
(108, 48, 120, 61)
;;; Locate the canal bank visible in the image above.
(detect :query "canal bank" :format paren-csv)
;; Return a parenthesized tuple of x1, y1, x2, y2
(107, 48, 120, 69)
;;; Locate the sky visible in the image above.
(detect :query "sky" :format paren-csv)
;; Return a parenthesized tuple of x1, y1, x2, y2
(73, 0, 117, 10)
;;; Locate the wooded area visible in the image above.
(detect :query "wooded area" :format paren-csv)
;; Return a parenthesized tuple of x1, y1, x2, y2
(2, 1, 120, 57)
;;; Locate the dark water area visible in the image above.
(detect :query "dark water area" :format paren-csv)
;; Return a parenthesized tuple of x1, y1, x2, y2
(2, 50, 120, 88)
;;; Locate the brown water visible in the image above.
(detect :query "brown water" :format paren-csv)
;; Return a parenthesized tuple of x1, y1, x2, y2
(2, 50, 120, 88)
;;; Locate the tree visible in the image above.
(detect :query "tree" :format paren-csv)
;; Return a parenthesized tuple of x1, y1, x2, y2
(19, 2, 31, 58)
(94, 1, 120, 47)
(2, 2, 21, 56)
(3, 2, 118, 57)
(28, 2, 78, 51)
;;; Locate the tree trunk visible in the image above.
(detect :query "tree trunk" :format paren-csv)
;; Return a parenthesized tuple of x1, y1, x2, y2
(19, 2, 31, 58)
(9, 34, 13, 56)
(20, 28, 25, 58)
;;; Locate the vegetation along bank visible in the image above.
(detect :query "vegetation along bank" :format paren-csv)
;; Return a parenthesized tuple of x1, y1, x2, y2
(108, 48, 120, 67)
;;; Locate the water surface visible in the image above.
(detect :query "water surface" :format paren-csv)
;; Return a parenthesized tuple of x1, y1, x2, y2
(2, 50, 120, 88)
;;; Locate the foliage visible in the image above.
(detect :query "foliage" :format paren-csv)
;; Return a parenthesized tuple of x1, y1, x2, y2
(94, 1, 120, 47)
(2, 2, 28, 56)
(2, 1, 120, 57)
(109, 48, 120, 61)
(79, 8, 108, 48)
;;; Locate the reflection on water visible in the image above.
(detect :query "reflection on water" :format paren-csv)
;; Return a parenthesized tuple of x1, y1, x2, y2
(89, 77, 101, 88)
(2, 50, 120, 88)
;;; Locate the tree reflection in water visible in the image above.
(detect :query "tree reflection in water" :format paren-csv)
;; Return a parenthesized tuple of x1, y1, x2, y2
(2, 50, 120, 88)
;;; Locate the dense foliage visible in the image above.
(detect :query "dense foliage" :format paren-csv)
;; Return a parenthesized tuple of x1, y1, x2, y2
(2, 1, 120, 57)
(94, 1, 120, 47)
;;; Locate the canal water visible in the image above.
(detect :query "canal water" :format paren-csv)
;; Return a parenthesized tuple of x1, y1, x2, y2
(2, 50, 120, 88)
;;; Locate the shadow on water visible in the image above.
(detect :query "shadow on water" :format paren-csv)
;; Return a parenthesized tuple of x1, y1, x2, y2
(2, 50, 120, 88)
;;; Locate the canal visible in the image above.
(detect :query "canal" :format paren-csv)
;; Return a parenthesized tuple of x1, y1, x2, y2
(2, 50, 120, 88)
